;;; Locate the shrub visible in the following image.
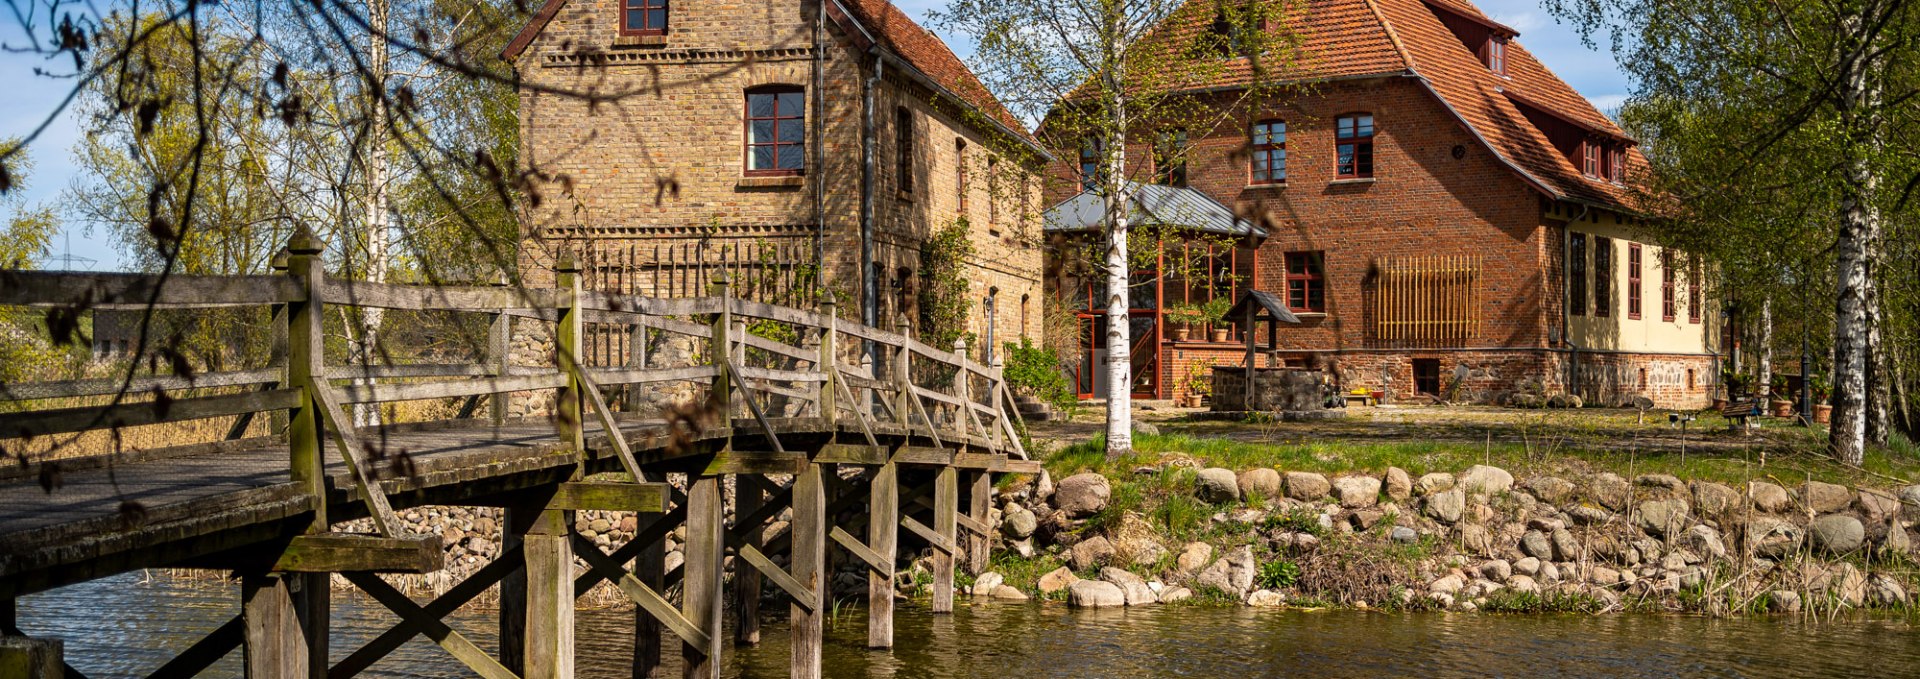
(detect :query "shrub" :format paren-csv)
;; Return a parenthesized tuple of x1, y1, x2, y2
(1003, 336, 1075, 412)
(1255, 559, 1300, 589)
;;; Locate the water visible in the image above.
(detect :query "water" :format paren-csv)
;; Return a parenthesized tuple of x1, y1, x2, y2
(19, 574, 1920, 678)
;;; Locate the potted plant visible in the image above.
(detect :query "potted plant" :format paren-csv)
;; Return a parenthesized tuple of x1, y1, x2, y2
(1201, 297, 1233, 343)
(1182, 362, 1213, 408)
(1810, 373, 1833, 425)
(1164, 303, 1203, 342)
(1769, 374, 1793, 417)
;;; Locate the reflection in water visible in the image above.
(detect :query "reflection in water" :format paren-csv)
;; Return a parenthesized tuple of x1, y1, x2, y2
(20, 573, 1920, 678)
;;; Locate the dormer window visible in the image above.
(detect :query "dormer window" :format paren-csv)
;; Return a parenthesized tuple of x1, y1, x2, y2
(622, 0, 668, 36)
(1483, 37, 1507, 75)
(1583, 141, 1602, 178)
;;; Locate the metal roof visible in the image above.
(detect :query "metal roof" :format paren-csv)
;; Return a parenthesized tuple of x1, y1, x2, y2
(1224, 289, 1302, 325)
(1043, 182, 1267, 238)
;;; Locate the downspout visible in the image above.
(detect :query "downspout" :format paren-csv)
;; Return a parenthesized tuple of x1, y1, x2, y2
(813, 0, 826, 294)
(1561, 203, 1590, 398)
(861, 51, 882, 332)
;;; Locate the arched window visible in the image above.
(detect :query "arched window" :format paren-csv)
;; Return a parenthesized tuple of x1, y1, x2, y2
(745, 86, 805, 175)
(1335, 113, 1374, 178)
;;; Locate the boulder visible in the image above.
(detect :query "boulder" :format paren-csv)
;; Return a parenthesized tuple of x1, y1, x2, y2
(1514, 557, 1541, 576)
(1508, 574, 1541, 594)
(1768, 590, 1802, 612)
(1247, 589, 1286, 607)
(1175, 542, 1214, 575)
(991, 585, 1030, 601)
(1067, 580, 1127, 608)
(1461, 524, 1495, 555)
(1457, 465, 1514, 495)
(1856, 489, 1902, 523)
(1034, 470, 1056, 503)
(1803, 481, 1852, 514)
(1634, 474, 1686, 493)
(1568, 506, 1612, 526)
(1284, 472, 1331, 501)
(1870, 573, 1908, 606)
(1682, 525, 1727, 560)
(1348, 508, 1387, 531)
(1390, 526, 1419, 544)
(1037, 567, 1080, 594)
(1383, 467, 1413, 501)
(1525, 476, 1576, 504)
(1551, 527, 1581, 561)
(1479, 559, 1513, 583)
(1416, 473, 1456, 496)
(1520, 530, 1554, 560)
(1099, 567, 1158, 605)
(1195, 468, 1242, 504)
(1746, 516, 1804, 559)
(1899, 485, 1920, 519)
(1691, 482, 1742, 519)
(1134, 422, 1162, 436)
(1194, 545, 1257, 597)
(1748, 482, 1793, 513)
(1585, 473, 1632, 511)
(1809, 514, 1866, 554)
(1634, 499, 1690, 538)
(1238, 468, 1284, 501)
(1332, 476, 1382, 508)
(1055, 473, 1112, 517)
(1425, 489, 1466, 525)
(1069, 535, 1116, 570)
(972, 572, 1005, 595)
(1429, 573, 1466, 595)
(1001, 505, 1038, 539)
(1116, 536, 1168, 568)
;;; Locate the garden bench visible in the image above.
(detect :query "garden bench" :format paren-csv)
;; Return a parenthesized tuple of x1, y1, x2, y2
(1722, 398, 1764, 433)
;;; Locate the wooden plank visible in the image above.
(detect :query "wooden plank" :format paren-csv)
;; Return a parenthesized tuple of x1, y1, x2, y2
(829, 526, 892, 575)
(998, 459, 1044, 474)
(337, 373, 566, 404)
(726, 298, 834, 329)
(0, 637, 64, 679)
(815, 443, 887, 466)
(968, 471, 991, 574)
(911, 385, 963, 407)
(0, 271, 303, 308)
(319, 278, 552, 312)
(145, 615, 242, 678)
(586, 365, 720, 386)
(954, 508, 991, 538)
(682, 474, 724, 679)
(739, 333, 818, 364)
(899, 515, 958, 555)
(575, 292, 723, 317)
(0, 388, 299, 439)
(788, 460, 825, 679)
(323, 363, 494, 380)
(734, 544, 817, 613)
(704, 450, 804, 475)
(311, 385, 401, 537)
(342, 572, 519, 679)
(242, 573, 308, 677)
(569, 364, 644, 479)
(734, 476, 765, 647)
(548, 481, 668, 512)
(274, 533, 444, 573)
(894, 446, 953, 466)
(725, 357, 787, 454)
(867, 461, 897, 649)
(932, 466, 957, 613)
(569, 533, 713, 651)
(524, 508, 573, 679)
(1, 368, 281, 401)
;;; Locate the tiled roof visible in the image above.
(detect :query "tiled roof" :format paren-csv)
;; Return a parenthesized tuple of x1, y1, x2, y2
(835, 0, 1035, 146)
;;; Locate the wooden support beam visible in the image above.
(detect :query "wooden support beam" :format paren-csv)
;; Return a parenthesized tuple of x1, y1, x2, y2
(146, 616, 241, 678)
(893, 446, 954, 466)
(310, 384, 401, 537)
(733, 545, 817, 614)
(867, 461, 898, 650)
(681, 473, 724, 679)
(497, 509, 526, 675)
(274, 533, 444, 573)
(899, 515, 959, 555)
(829, 526, 892, 576)
(954, 508, 991, 538)
(241, 572, 307, 677)
(632, 502, 667, 679)
(334, 546, 524, 678)
(968, 471, 991, 574)
(703, 450, 804, 476)
(569, 534, 712, 652)
(815, 442, 888, 466)
(523, 506, 573, 679)
(789, 460, 826, 679)
(0, 638, 63, 679)
(932, 466, 958, 613)
(342, 572, 518, 679)
(548, 481, 669, 513)
(733, 476, 764, 647)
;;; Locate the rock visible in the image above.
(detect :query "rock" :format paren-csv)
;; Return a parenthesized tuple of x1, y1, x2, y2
(1383, 468, 1413, 501)
(1195, 468, 1241, 504)
(1831, 563, 1867, 606)
(1284, 472, 1331, 501)
(1425, 489, 1466, 524)
(1100, 568, 1158, 605)
(1010, 538, 1036, 558)
(1809, 514, 1866, 554)
(1461, 524, 1495, 555)
(1034, 470, 1056, 503)
(1768, 590, 1802, 612)
(1508, 393, 1545, 409)
(1635, 499, 1690, 538)
(1038, 567, 1080, 594)
(1514, 557, 1541, 576)
(1585, 473, 1632, 511)
(1870, 574, 1908, 606)
(1480, 559, 1513, 583)
(1683, 525, 1727, 560)
(1509, 574, 1540, 593)
(1520, 530, 1554, 560)
(1234, 468, 1282, 501)
(1525, 476, 1576, 504)
(1430, 574, 1466, 595)
(1194, 546, 1257, 597)
(1347, 508, 1386, 531)
(1568, 506, 1612, 526)
(1159, 587, 1193, 603)
(1692, 482, 1741, 518)
(1857, 489, 1902, 523)
(1887, 522, 1913, 555)
(1538, 561, 1562, 584)
(991, 585, 1030, 601)
(1458, 465, 1514, 495)
(1634, 474, 1686, 493)
(1900, 485, 1920, 519)
(1055, 473, 1112, 518)
(589, 518, 613, 534)
(1134, 422, 1162, 436)
(1247, 589, 1286, 607)
(1116, 536, 1168, 567)
(1416, 473, 1456, 496)
(1331, 476, 1381, 508)
(1551, 528, 1581, 561)
(1176, 542, 1214, 574)
(664, 551, 685, 574)
(1749, 482, 1793, 513)
(1803, 481, 1852, 514)
(1390, 526, 1419, 544)
(1746, 517, 1804, 559)
(972, 572, 1005, 595)
(1001, 505, 1038, 539)
(1589, 566, 1622, 586)
(1070, 535, 1116, 570)
(1068, 580, 1127, 608)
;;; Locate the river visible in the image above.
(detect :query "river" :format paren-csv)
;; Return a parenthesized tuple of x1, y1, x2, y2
(17, 573, 1920, 677)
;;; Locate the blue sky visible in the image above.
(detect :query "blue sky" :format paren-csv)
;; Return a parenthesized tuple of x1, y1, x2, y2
(0, 0, 1625, 272)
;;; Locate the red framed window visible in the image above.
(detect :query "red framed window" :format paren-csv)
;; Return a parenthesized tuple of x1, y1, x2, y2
(1483, 37, 1507, 75)
(1284, 251, 1325, 312)
(1607, 147, 1625, 182)
(745, 86, 804, 175)
(896, 107, 915, 194)
(1251, 120, 1286, 184)
(1688, 256, 1702, 324)
(1336, 114, 1374, 178)
(1593, 236, 1612, 317)
(955, 139, 968, 215)
(621, 0, 668, 35)
(1660, 251, 1676, 322)
(1627, 243, 1643, 319)
(1568, 233, 1587, 316)
(1153, 129, 1188, 186)
(1582, 141, 1603, 178)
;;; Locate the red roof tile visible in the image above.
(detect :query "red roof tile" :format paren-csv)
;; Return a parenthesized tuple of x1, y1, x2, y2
(835, 0, 1035, 145)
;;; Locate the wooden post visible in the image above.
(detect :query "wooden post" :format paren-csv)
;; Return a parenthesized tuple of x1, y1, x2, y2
(269, 249, 291, 436)
(866, 460, 898, 649)
(632, 478, 665, 679)
(1243, 303, 1256, 411)
(712, 276, 733, 422)
(819, 295, 838, 425)
(932, 466, 957, 614)
(989, 354, 1005, 450)
(952, 337, 971, 438)
(968, 471, 991, 575)
(790, 461, 825, 679)
(522, 502, 573, 679)
(490, 273, 511, 427)
(498, 504, 526, 674)
(733, 475, 763, 647)
(283, 231, 329, 674)
(557, 255, 585, 457)
(681, 474, 724, 679)
(241, 573, 306, 677)
(0, 638, 63, 679)
(894, 320, 912, 428)
(625, 316, 650, 412)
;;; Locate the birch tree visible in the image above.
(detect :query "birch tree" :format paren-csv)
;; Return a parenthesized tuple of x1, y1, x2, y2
(933, 0, 1302, 457)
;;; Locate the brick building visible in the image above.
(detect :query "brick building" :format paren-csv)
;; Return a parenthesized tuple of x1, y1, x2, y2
(1044, 0, 1719, 408)
(504, 0, 1048, 356)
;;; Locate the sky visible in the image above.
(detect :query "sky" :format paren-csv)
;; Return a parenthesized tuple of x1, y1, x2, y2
(0, 0, 1628, 272)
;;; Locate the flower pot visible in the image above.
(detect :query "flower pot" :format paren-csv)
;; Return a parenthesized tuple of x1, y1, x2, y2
(1813, 404, 1832, 424)
(1770, 399, 1793, 418)
(1711, 398, 1728, 411)
(1173, 326, 1192, 342)
(1210, 328, 1229, 343)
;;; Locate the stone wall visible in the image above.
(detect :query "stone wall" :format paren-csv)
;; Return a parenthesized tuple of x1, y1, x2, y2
(1209, 366, 1322, 412)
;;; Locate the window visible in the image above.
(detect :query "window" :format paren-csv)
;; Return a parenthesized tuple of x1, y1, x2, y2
(1251, 120, 1287, 184)
(745, 87, 804, 175)
(1608, 147, 1626, 182)
(1152, 130, 1188, 186)
(1284, 251, 1325, 312)
(1483, 37, 1507, 75)
(1627, 243, 1643, 319)
(621, 0, 668, 35)
(1078, 138, 1103, 191)
(955, 139, 968, 215)
(1582, 141, 1602, 178)
(896, 108, 915, 194)
(1688, 256, 1702, 324)
(1593, 237, 1612, 317)
(1336, 114, 1374, 178)
(1568, 232, 1587, 316)
(1661, 251, 1676, 322)
(1413, 359, 1442, 396)
(986, 156, 1000, 231)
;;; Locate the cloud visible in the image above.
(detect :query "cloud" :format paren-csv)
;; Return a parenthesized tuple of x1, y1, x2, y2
(1489, 10, 1546, 34)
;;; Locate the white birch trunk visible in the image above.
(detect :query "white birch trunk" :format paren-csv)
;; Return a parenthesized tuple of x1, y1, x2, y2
(1829, 13, 1882, 464)
(1100, 11, 1132, 459)
(353, 0, 393, 427)
(1756, 299, 1773, 400)
(1866, 271, 1889, 444)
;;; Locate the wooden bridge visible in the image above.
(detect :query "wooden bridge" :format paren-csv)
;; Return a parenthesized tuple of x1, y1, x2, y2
(0, 231, 1037, 678)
